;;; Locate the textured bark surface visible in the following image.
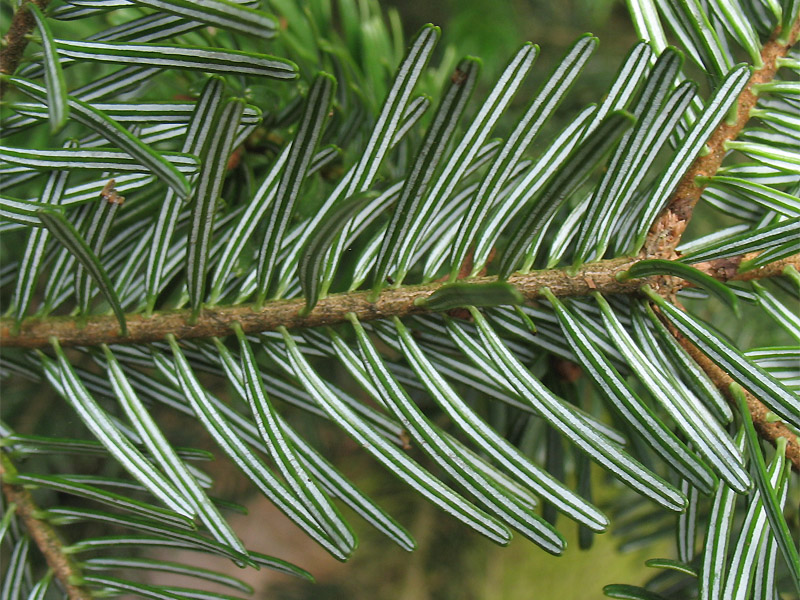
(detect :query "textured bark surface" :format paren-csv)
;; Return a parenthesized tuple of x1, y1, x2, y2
(0, 457, 92, 600)
(0, 256, 645, 348)
(0, 1, 49, 97)
(643, 16, 800, 259)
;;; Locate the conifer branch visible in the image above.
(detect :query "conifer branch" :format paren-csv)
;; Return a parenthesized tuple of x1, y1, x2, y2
(1, 0, 798, 592)
(2, 254, 795, 350)
(0, 454, 92, 600)
(638, 14, 800, 469)
(644, 12, 800, 258)
(0, 256, 639, 348)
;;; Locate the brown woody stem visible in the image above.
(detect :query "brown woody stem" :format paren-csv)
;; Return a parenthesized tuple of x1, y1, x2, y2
(0, 454, 92, 600)
(643, 13, 800, 259)
(0, 257, 642, 349)
(641, 12, 800, 471)
(662, 320, 800, 471)
(3, 254, 794, 350)
(0, 0, 49, 98)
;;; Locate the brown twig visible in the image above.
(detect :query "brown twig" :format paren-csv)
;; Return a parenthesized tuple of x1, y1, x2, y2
(640, 13, 800, 470)
(692, 253, 800, 283)
(0, 454, 92, 600)
(657, 254, 800, 469)
(0, 256, 643, 349)
(0, 250, 794, 352)
(643, 13, 800, 259)
(0, 0, 49, 97)
(663, 322, 800, 471)
(2, 252, 792, 351)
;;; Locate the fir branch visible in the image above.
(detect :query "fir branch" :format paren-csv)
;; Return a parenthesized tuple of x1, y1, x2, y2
(2, 254, 796, 350)
(2, 2, 798, 593)
(644, 12, 800, 258)
(0, 257, 640, 348)
(662, 322, 800, 472)
(649, 253, 800, 470)
(0, 0, 49, 98)
(635, 13, 800, 470)
(0, 453, 91, 600)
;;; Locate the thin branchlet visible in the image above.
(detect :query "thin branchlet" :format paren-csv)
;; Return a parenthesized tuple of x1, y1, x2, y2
(0, 454, 92, 600)
(642, 11, 800, 470)
(643, 12, 800, 259)
(0, 0, 49, 97)
(659, 315, 800, 471)
(1, 254, 795, 350)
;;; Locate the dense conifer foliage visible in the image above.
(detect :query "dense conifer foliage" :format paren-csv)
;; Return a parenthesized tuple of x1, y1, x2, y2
(1, 1, 798, 597)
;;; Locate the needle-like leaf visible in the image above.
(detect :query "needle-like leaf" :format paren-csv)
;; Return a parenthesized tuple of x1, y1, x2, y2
(146, 76, 226, 312)
(392, 316, 608, 531)
(348, 315, 565, 553)
(83, 558, 252, 594)
(722, 433, 789, 600)
(100, 345, 246, 555)
(575, 48, 694, 263)
(187, 98, 245, 316)
(255, 73, 336, 305)
(279, 325, 512, 545)
(0, 144, 198, 183)
(593, 293, 749, 491)
(451, 34, 598, 280)
(0, 537, 30, 600)
(12, 146, 72, 321)
(25, 4, 69, 132)
(643, 285, 800, 430)
(298, 191, 377, 313)
(130, 0, 278, 38)
(499, 110, 635, 277)
(372, 57, 479, 293)
(8, 472, 193, 529)
(417, 281, 524, 311)
(617, 259, 740, 315)
(42, 343, 193, 517)
(732, 384, 800, 596)
(630, 64, 750, 252)
(542, 289, 716, 493)
(37, 209, 127, 335)
(403, 43, 539, 280)
(161, 339, 348, 560)
(7, 76, 194, 196)
(463, 308, 686, 511)
(316, 24, 440, 297)
(225, 327, 355, 557)
(53, 39, 298, 79)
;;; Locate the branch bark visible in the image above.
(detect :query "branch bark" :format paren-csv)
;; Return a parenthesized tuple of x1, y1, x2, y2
(664, 322, 800, 471)
(0, 0, 49, 98)
(643, 13, 800, 259)
(3, 254, 794, 350)
(0, 454, 92, 600)
(692, 254, 800, 283)
(640, 13, 800, 470)
(0, 256, 642, 349)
